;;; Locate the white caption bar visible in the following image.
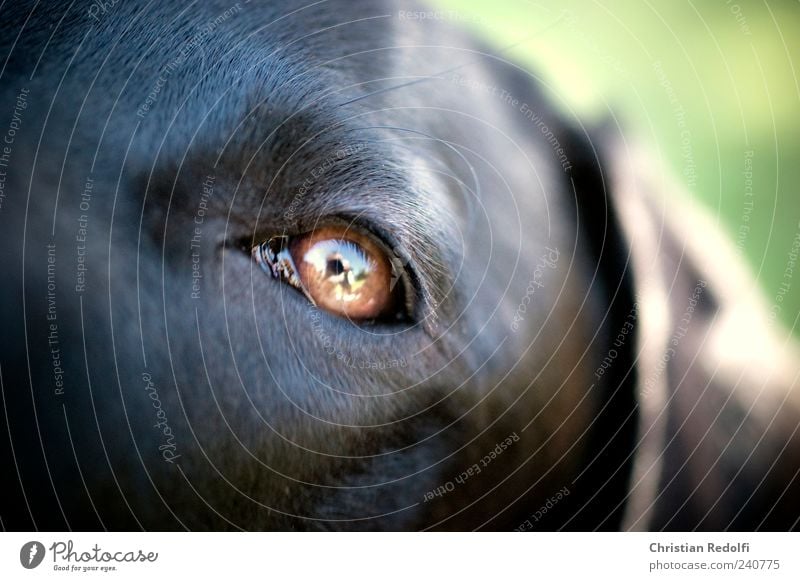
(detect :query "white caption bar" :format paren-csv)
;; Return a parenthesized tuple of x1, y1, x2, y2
(1, 532, 797, 580)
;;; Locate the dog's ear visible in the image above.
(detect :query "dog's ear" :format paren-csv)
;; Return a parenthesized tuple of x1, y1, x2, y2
(527, 122, 641, 530)
(600, 134, 800, 530)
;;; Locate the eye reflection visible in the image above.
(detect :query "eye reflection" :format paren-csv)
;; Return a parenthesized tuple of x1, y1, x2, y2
(254, 225, 401, 321)
(302, 240, 374, 304)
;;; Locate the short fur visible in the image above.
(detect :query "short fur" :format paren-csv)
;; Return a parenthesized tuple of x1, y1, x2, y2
(0, 0, 797, 531)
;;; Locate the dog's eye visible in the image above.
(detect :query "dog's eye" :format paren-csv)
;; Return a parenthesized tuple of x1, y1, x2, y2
(253, 225, 405, 321)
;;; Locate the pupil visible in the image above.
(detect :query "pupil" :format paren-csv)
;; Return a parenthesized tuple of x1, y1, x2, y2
(327, 258, 346, 275)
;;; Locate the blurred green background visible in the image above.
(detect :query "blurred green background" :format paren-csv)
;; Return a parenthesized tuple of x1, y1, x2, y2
(433, 0, 800, 335)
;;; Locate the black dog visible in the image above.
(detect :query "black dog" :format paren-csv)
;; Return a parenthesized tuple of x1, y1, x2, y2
(1, 0, 798, 531)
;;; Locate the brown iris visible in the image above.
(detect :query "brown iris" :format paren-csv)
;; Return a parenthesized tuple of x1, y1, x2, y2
(254, 225, 400, 321)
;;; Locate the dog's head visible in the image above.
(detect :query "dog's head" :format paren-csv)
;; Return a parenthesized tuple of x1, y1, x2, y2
(0, 0, 720, 531)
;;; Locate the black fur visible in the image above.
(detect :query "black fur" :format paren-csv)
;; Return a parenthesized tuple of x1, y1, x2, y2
(1, 0, 797, 531)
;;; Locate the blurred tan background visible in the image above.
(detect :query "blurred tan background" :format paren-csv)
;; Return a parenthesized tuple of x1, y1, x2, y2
(433, 0, 800, 335)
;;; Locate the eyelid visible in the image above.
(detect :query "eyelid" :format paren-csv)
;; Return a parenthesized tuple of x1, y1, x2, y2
(252, 236, 318, 306)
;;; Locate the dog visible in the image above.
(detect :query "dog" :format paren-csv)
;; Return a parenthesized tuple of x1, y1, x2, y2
(1, 0, 798, 531)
